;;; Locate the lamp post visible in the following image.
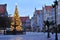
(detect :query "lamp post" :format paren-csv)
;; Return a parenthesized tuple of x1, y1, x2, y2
(52, 0, 58, 40)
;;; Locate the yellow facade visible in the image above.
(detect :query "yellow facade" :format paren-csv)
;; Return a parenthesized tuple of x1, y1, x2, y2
(11, 5, 22, 31)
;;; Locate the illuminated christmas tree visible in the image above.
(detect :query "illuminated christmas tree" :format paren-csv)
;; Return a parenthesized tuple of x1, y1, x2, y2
(11, 5, 22, 31)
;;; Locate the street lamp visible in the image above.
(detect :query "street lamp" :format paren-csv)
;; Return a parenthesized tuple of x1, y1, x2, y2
(52, 0, 58, 40)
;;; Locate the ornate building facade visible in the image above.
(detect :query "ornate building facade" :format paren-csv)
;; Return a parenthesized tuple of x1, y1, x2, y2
(0, 4, 8, 30)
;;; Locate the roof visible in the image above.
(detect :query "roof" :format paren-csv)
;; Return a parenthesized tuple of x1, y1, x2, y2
(0, 4, 6, 13)
(20, 17, 29, 22)
(45, 6, 52, 11)
(35, 10, 40, 14)
(9, 16, 29, 22)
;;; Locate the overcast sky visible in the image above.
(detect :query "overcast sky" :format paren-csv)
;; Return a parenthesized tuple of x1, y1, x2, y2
(0, 0, 55, 18)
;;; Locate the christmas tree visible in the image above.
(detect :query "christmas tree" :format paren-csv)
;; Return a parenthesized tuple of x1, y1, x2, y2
(11, 5, 22, 31)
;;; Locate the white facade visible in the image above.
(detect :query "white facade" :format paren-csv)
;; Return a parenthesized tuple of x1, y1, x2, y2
(40, 10, 43, 30)
(43, 6, 55, 22)
(32, 10, 40, 28)
(36, 14, 40, 27)
(31, 9, 41, 31)
(43, 7, 47, 21)
(26, 17, 31, 27)
(31, 17, 35, 28)
(43, 6, 55, 29)
(57, 1, 60, 25)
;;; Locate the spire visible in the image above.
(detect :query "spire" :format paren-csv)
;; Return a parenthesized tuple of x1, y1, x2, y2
(35, 8, 36, 11)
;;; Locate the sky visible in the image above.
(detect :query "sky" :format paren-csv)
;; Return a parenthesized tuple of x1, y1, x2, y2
(0, 0, 55, 18)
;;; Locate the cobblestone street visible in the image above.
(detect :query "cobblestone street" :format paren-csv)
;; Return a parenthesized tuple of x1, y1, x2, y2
(0, 32, 60, 40)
